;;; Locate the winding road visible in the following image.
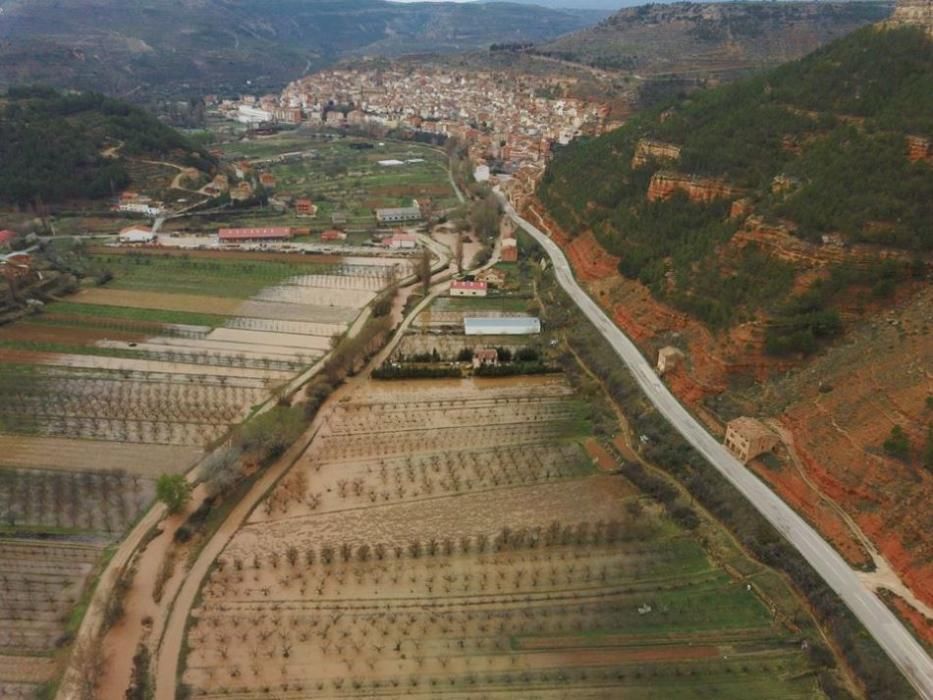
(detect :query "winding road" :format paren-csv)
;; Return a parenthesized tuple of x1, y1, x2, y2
(497, 193, 933, 700)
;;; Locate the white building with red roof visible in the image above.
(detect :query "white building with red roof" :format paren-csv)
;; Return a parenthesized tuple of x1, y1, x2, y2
(382, 232, 418, 250)
(450, 280, 488, 298)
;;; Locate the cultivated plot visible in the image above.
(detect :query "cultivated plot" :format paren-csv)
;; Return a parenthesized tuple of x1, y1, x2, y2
(218, 136, 458, 234)
(0, 250, 403, 694)
(181, 376, 827, 699)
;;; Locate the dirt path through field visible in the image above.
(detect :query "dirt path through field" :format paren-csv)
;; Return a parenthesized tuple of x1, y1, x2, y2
(153, 283, 451, 699)
(153, 234, 469, 699)
(152, 380, 347, 700)
(97, 485, 207, 699)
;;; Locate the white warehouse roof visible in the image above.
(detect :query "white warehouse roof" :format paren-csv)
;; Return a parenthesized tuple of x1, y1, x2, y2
(464, 316, 541, 336)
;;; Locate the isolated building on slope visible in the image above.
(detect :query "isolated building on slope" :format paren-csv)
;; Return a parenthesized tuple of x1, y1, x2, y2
(724, 417, 779, 464)
(656, 346, 685, 375)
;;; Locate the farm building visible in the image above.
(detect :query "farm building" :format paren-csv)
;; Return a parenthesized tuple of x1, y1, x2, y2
(237, 105, 274, 125)
(230, 181, 254, 202)
(295, 198, 317, 217)
(383, 232, 418, 250)
(472, 347, 499, 369)
(501, 237, 519, 262)
(116, 194, 163, 217)
(218, 227, 293, 243)
(203, 174, 229, 196)
(376, 206, 422, 225)
(259, 172, 276, 188)
(119, 226, 156, 244)
(656, 346, 684, 375)
(724, 417, 779, 464)
(0, 254, 34, 283)
(321, 229, 347, 242)
(476, 268, 507, 288)
(450, 280, 488, 298)
(464, 317, 541, 336)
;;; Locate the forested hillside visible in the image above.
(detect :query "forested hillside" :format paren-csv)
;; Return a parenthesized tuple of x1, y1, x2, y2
(0, 88, 212, 206)
(538, 25, 931, 355)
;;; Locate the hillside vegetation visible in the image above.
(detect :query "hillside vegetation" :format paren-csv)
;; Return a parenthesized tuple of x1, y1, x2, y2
(538, 25, 931, 353)
(0, 87, 212, 205)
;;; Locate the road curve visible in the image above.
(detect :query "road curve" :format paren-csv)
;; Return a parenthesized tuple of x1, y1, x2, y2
(498, 193, 933, 700)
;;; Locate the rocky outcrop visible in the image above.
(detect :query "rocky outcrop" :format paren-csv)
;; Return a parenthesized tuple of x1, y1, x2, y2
(631, 139, 681, 169)
(906, 135, 933, 163)
(729, 198, 753, 220)
(887, 0, 933, 35)
(781, 134, 804, 155)
(646, 170, 743, 204)
(771, 174, 801, 195)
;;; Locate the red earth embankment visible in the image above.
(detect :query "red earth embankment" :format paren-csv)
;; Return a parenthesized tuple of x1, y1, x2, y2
(527, 197, 933, 610)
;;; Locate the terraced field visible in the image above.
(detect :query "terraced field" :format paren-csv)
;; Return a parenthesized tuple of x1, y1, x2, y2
(0, 248, 404, 697)
(0, 538, 109, 698)
(179, 376, 830, 699)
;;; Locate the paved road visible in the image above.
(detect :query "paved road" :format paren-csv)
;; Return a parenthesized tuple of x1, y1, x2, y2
(498, 194, 933, 700)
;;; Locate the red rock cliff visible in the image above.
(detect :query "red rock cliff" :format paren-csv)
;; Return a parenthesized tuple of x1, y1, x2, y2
(631, 139, 682, 169)
(646, 170, 743, 204)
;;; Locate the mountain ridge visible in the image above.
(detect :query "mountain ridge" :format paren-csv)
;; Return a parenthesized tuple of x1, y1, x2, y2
(531, 1, 894, 77)
(0, 0, 601, 99)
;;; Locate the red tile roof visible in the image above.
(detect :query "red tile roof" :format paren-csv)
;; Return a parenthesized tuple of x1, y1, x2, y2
(451, 280, 487, 290)
(218, 227, 293, 241)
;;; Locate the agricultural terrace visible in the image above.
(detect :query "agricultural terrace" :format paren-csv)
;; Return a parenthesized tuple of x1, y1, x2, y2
(0, 538, 109, 698)
(0, 248, 405, 695)
(211, 134, 458, 239)
(181, 376, 829, 699)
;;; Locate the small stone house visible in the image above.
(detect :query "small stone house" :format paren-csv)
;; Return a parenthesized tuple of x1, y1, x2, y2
(656, 346, 684, 375)
(724, 417, 779, 464)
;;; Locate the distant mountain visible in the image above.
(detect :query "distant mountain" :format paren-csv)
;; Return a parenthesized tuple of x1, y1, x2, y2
(532, 1, 893, 78)
(0, 0, 601, 100)
(473, 0, 626, 11)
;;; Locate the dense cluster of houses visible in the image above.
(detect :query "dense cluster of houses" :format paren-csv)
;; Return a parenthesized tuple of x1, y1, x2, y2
(213, 66, 612, 210)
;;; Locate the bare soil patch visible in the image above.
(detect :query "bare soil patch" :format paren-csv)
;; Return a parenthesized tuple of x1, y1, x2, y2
(72, 288, 242, 315)
(0, 435, 200, 476)
(0, 323, 144, 347)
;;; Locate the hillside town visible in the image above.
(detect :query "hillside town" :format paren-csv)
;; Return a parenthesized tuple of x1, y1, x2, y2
(214, 66, 614, 208)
